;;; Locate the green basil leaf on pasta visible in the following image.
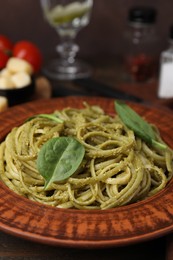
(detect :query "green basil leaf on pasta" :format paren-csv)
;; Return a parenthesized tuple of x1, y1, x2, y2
(115, 101, 167, 150)
(26, 113, 63, 123)
(37, 136, 85, 189)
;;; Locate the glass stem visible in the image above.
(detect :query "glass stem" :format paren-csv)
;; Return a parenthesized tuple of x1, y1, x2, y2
(56, 37, 79, 67)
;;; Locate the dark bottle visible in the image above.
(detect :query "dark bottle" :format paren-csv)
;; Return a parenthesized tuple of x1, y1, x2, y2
(123, 6, 158, 82)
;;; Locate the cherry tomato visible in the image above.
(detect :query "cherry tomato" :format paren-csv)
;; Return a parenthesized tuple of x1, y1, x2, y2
(0, 35, 13, 53)
(13, 41, 42, 73)
(0, 50, 9, 69)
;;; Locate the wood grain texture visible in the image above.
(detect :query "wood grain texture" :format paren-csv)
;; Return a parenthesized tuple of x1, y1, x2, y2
(0, 230, 166, 259)
(0, 96, 173, 248)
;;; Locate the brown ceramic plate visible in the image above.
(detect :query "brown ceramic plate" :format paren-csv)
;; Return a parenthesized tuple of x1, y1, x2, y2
(0, 96, 173, 248)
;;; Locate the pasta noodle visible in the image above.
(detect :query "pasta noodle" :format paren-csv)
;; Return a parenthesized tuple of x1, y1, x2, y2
(0, 102, 172, 210)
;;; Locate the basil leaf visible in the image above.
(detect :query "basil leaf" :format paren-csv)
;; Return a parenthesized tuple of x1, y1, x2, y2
(37, 137, 85, 189)
(115, 101, 167, 150)
(26, 114, 63, 123)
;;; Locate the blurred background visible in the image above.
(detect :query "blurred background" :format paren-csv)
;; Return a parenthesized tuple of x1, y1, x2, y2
(0, 0, 173, 106)
(0, 0, 172, 64)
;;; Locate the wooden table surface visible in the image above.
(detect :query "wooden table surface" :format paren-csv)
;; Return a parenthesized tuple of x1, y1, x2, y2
(0, 59, 173, 259)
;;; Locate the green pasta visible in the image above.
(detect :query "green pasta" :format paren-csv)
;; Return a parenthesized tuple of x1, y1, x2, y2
(0, 102, 172, 210)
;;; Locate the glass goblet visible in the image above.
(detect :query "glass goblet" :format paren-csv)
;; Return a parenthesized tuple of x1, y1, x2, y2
(40, 0, 93, 80)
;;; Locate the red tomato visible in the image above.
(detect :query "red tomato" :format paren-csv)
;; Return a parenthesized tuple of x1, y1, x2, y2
(0, 50, 9, 69)
(13, 41, 42, 73)
(0, 35, 13, 53)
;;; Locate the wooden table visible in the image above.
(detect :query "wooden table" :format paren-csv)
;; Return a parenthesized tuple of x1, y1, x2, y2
(0, 232, 168, 259)
(35, 58, 173, 110)
(0, 60, 173, 259)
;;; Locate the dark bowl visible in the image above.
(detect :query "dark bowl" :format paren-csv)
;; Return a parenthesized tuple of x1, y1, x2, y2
(0, 77, 35, 106)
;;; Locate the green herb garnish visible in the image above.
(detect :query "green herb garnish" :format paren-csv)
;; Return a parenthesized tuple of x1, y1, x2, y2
(37, 136, 85, 189)
(26, 113, 63, 123)
(115, 101, 167, 150)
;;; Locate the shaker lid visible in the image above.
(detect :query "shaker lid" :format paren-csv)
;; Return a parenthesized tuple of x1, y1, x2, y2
(128, 6, 157, 24)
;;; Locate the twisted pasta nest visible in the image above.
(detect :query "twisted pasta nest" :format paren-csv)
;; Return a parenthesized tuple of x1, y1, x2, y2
(0, 103, 172, 209)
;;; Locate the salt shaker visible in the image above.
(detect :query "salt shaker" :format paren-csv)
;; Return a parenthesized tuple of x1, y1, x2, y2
(158, 26, 173, 98)
(123, 6, 158, 82)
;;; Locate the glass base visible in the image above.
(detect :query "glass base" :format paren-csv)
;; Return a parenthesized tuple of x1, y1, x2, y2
(42, 58, 91, 80)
